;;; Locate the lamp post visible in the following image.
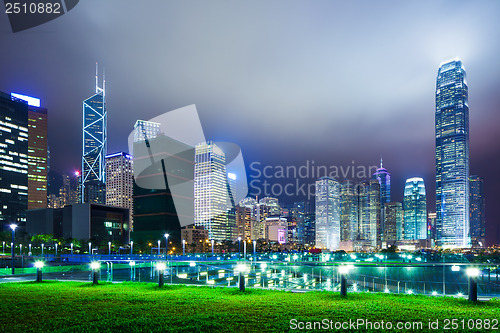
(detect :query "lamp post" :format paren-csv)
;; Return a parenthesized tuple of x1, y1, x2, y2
(253, 240, 256, 258)
(211, 239, 214, 256)
(88, 242, 91, 255)
(41, 243, 44, 256)
(19, 244, 22, 256)
(90, 262, 100, 285)
(157, 240, 161, 255)
(108, 241, 111, 255)
(182, 239, 185, 256)
(55, 243, 58, 256)
(157, 262, 166, 288)
(338, 265, 352, 297)
(243, 240, 247, 260)
(29, 243, 32, 256)
(238, 237, 241, 259)
(236, 264, 248, 292)
(467, 268, 479, 303)
(35, 261, 44, 282)
(71, 243, 73, 255)
(164, 234, 169, 258)
(130, 241, 134, 255)
(10, 224, 17, 275)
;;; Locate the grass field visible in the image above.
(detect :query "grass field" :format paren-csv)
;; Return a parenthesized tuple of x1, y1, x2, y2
(0, 282, 498, 332)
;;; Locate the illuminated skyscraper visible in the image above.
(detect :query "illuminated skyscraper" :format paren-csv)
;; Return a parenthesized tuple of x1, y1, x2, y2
(106, 152, 134, 230)
(435, 59, 470, 248)
(340, 180, 358, 241)
(194, 141, 232, 241)
(0, 92, 29, 229)
(81, 64, 106, 204)
(469, 175, 485, 247)
(403, 177, 427, 240)
(384, 202, 403, 245)
(10, 93, 47, 210)
(372, 159, 390, 238)
(358, 179, 381, 248)
(315, 177, 341, 250)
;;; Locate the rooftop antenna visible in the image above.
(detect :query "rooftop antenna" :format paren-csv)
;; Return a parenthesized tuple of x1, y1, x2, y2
(380, 156, 383, 169)
(95, 62, 98, 94)
(103, 67, 106, 96)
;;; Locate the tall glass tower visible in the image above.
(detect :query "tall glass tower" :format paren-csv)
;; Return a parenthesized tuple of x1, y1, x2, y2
(435, 59, 470, 248)
(469, 175, 485, 247)
(315, 177, 341, 250)
(194, 141, 231, 241)
(403, 177, 427, 240)
(81, 64, 107, 203)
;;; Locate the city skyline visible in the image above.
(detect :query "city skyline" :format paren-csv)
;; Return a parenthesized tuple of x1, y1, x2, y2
(1, 1, 500, 245)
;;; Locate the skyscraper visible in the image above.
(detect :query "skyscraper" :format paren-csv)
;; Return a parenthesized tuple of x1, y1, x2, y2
(194, 141, 232, 242)
(81, 65, 106, 204)
(340, 180, 358, 241)
(403, 177, 427, 240)
(0, 92, 29, 229)
(384, 202, 403, 245)
(372, 159, 390, 239)
(315, 177, 341, 250)
(106, 152, 134, 230)
(9, 93, 48, 210)
(435, 59, 470, 248)
(358, 179, 381, 248)
(469, 175, 485, 247)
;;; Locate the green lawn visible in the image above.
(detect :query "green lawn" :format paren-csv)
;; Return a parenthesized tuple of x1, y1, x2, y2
(0, 282, 498, 332)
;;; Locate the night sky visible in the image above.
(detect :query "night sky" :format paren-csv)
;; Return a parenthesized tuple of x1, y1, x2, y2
(1, 1, 500, 245)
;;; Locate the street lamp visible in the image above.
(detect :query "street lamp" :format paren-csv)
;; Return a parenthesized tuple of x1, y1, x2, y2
(29, 243, 32, 256)
(19, 244, 22, 256)
(466, 268, 479, 303)
(10, 224, 17, 275)
(238, 237, 241, 258)
(90, 262, 100, 285)
(88, 242, 92, 255)
(34, 261, 44, 282)
(236, 263, 248, 292)
(55, 243, 58, 256)
(211, 239, 214, 256)
(130, 241, 134, 255)
(157, 262, 166, 288)
(338, 265, 352, 297)
(182, 239, 185, 256)
(164, 234, 169, 257)
(41, 243, 44, 256)
(108, 241, 111, 255)
(157, 240, 161, 255)
(71, 243, 73, 255)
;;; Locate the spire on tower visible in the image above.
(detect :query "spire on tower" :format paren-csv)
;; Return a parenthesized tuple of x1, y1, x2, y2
(380, 156, 383, 169)
(95, 62, 98, 93)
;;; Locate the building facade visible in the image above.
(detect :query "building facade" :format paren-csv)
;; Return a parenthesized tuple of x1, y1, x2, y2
(469, 175, 485, 247)
(106, 152, 134, 230)
(315, 177, 341, 250)
(340, 180, 359, 242)
(81, 67, 107, 204)
(0, 92, 29, 230)
(403, 177, 427, 240)
(384, 202, 403, 246)
(194, 141, 232, 242)
(435, 59, 470, 248)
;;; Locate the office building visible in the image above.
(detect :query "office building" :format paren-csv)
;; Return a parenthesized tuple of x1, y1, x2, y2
(469, 175, 485, 247)
(435, 59, 470, 248)
(0, 92, 29, 229)
(81, 66, 107, 204)
(340, 180, 359, 242)
(315, 177, 341, 250)
(194, 141, 232, 242)
(372, 159, 390, 238)
(26, 203, 129, 244)
(384, 202, 403, 246)
(403, 177, 427, 240)
(358, 179, 381, 248)
(106, 152, 134, 230)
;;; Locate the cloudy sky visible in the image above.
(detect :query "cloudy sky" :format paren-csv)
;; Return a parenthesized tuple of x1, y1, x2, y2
(1, 1, 500, 244)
